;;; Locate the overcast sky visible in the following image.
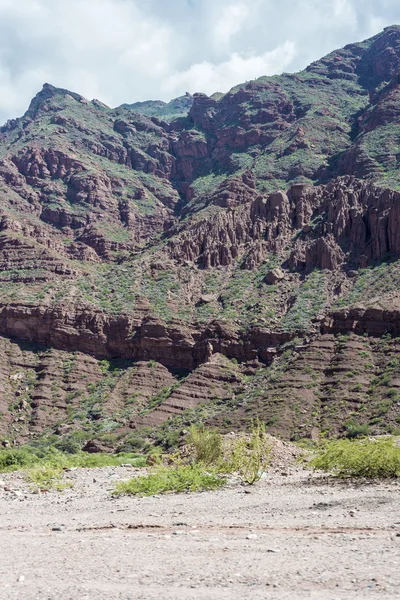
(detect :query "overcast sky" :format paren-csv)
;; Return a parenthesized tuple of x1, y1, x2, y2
(0, 0, 399, 124)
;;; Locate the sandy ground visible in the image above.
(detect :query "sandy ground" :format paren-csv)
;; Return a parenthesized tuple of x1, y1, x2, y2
(0, 464, 399, 600)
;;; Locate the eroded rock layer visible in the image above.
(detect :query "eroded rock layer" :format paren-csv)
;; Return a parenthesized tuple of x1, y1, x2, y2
(1, 27, 400, 444)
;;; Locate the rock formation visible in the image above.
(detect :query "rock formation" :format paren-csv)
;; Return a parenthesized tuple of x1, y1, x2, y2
(1, 27, 400, 444)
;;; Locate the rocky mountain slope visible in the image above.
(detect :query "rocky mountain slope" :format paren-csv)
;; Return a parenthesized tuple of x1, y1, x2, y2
(1, 26, 400, 448)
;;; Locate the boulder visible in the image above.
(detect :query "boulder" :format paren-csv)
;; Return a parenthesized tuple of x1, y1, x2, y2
(197, 294, 216, 305)
(264, 268, 285, 285)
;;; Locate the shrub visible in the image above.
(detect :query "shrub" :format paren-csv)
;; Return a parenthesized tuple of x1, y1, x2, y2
(221, 421, 271, 484)
(156, 428, 180, 450)
(113, 463, 225, 497)
(376, 401, 392, 416)
(0, 447, 42, 471)
(345, 423, 370, 439)
(310, 437, 400, 478)
(54, 435, 86, 454)
(116, 434, 151, 453)
(188, 425, 223, 465)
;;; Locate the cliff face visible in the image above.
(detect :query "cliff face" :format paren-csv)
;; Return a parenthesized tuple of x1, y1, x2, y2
(166, 176, 400, 271)
(1, 27, 400, 444)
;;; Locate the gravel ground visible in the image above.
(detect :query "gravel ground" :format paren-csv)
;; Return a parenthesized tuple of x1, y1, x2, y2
(0, 464, 399, 600)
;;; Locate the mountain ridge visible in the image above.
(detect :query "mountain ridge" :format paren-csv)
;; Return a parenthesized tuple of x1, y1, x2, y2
(1, 26, 400, 449)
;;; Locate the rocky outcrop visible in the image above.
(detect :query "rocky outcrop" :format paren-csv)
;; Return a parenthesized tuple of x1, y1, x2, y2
(186, 83, 296, 169)
(167, 182, 292, 268)
(265, 268, 285, 284)
(322, 303, 400, 337)
(0, 303, 295, 370)
(166, 176, 400, 270)
(289, 178, 400, 265)
(306, 25, 400, 88)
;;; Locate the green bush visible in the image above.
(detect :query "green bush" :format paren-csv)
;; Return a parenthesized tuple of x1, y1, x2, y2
(0, 447, 46, 471)
(345, 423, 370, 439)
(116, 434, 151, 453)
(221, 422, 271, 484)
(188, 425, 223, 465)
(113, 463, 225, 496)
(156, 428, 180, 450)
(54, 433, 88, 454)
(310, 437, 400, 478)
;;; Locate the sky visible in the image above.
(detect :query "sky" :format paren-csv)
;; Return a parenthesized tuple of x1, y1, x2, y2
(0, 0, 399, 124)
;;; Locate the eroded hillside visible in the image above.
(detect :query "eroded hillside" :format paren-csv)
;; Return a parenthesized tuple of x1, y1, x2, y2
(1, 26, 400, 446)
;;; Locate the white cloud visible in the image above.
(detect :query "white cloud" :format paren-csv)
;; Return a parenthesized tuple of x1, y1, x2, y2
(163, 41, 297, 96)
(0, 0, 177, 115)
(332, 0, 357, 25)
(213, 3, 249, 48)
(0, 0, 397, 124)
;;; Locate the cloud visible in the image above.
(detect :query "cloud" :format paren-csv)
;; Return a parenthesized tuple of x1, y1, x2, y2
(213, 3, 250, 48)
(332, 0, 358, 24)
(163, 41, 296, 96)
(0, 0, 398, 124)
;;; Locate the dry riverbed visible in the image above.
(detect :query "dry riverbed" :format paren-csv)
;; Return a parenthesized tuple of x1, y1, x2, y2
(0, 462, 399, 599)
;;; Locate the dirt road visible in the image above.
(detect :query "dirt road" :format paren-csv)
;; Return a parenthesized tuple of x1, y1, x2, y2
(0, 466, 399, 599)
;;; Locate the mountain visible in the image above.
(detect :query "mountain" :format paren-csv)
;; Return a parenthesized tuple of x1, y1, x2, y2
(120, 93, 193, 122)
(1, 26, 400, 451)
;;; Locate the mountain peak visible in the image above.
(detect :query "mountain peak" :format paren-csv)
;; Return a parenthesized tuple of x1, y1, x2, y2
(305, 25, 400, 89)
(120, 94, 193, 122)
(383, 24, 400, 32)
(25, 83, 87, 118)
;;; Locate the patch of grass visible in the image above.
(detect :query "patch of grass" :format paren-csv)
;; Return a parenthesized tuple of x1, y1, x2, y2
(311, 437, 400, 478)
(23, 465, 69, 492)
(67, 453, 147, 469)
(189, 173, 226, 199)
(0, 446, 145, 473)
(113, 463, 225, 496)
(140, 270, 183, 322)
(115, 421, 273, 496)
(0, 447, 50, 471)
